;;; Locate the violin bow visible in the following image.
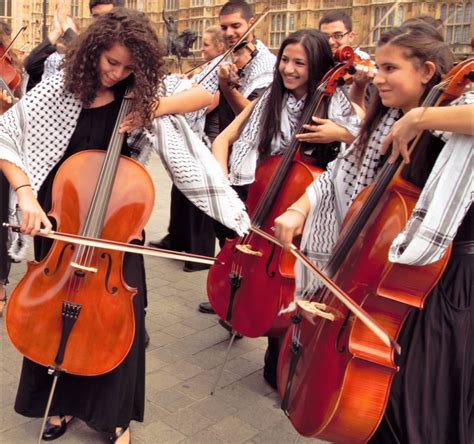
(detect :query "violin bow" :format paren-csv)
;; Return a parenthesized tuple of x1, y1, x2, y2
(3, 223, 221, 266)
(250, 225, 401, 353)
(0, 25, 27, 62)
(354, 0, 401, 50)
(196, 7, 271, 84)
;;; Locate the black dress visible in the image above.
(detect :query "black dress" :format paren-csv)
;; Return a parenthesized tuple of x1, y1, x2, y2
(370, 134, 474, 443)
(14, 93, 147, 434)
(0, 172, 12, 284)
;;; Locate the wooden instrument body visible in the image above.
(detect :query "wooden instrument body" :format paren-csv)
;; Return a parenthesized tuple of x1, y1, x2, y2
(208, 156, 322, 337)
(6, 150, 155, 376)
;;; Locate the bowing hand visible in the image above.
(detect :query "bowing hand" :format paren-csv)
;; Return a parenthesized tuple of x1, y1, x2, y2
(273, 209, 307, 250)
(380, 107, 423, 164)
(15, 186, 52, 236)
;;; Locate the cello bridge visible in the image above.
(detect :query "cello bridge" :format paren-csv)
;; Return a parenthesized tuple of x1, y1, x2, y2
(235, 244, 263, 257)
(70, 262, 98, 273)
(297, 300, 335, 323)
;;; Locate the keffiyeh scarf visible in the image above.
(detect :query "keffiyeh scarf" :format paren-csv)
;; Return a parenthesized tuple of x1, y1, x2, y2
(296, 92, 473, 299)
(0, 72, 250, 258)
(229, 87, 360, 185)
(185, 40, 276, 139)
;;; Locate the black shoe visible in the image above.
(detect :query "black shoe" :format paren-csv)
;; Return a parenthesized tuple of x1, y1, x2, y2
(109, 427, 130, 443)
(148, 235, 173, 250)
(198, 301, 215, 314)
(218, 319, 243, 339)
(42, 416, 74, 441)
(263, 345, 278, 389)
(144, 329, 150, 349)
(263, 366, 278, 389)
(183, 262, 211, 272)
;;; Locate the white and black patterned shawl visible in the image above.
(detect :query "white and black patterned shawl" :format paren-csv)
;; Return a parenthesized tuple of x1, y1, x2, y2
(228, 87, 361, 186)
(184, 39, 276, 141)
(0, 72, 250, 258)
(295, 92, 473, 300)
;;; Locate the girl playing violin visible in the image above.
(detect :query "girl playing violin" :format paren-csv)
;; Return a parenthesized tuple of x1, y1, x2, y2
(211, 28, 361, 388)
(0, 19, 22, 317)
(0, 8, 165, 444)
(274, 23, 473, 443)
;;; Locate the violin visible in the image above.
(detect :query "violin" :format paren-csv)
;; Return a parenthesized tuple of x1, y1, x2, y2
(0, 25, 27, 96)
(226, 39, 259, 88)
(207, 47, 356, 338)
(196, 7, 270, 85)
(276, 59, 473, 442)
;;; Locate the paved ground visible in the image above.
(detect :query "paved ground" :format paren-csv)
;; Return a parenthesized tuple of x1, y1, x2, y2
(0, 156, 322, 443)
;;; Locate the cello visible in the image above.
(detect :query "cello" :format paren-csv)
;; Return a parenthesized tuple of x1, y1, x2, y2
(5, 90, 153, 376)
(276, 59, 473, 442)
(207, 47, 356, 338)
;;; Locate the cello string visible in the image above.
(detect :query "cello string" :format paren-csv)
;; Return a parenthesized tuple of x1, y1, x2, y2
(64, 92, 132, 302)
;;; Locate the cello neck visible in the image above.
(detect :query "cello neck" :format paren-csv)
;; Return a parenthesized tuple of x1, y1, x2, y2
(250, 75, 332, 227)
(325, 78, 453, 277)
(81, 89, 133, 239)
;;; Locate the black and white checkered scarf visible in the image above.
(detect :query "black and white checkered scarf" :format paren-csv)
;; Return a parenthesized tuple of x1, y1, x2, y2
(0, 72, 250, 258)
(295, 92, 473, 300)
(229, 87, 361, 185)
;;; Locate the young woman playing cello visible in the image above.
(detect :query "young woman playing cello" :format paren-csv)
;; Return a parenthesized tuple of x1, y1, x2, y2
(0, 8, 166, 444)
(274, 23, 473, 443)
(211, 28, 361, 388)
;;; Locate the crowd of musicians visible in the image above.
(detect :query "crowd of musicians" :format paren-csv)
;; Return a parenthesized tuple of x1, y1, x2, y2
(0, 0, 472, 443)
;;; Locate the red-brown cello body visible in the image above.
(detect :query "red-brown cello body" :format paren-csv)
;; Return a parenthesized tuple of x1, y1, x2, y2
(208, 158, 321, 337)
(5, 95, 155, 376)
(207, 47, 356, 338)
(276, 59, 473, 442)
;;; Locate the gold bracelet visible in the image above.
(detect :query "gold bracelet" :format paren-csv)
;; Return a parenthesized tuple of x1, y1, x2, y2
(14, 184, 31, 192)
(287, 206, 308, 218)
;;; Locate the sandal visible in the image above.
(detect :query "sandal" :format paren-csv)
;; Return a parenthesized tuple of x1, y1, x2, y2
(109, 427, 131, 443)
(0, 283, 7, 318)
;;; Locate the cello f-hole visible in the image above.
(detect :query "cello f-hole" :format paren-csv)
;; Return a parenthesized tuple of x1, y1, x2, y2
(100, 252, 118, 294)
(44, 244, 75, 277)
(335, 311, 352, 353)
(265, 241, 276, 278)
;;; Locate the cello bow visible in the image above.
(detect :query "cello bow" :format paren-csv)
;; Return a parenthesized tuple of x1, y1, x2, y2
(250, 225, 400, 353)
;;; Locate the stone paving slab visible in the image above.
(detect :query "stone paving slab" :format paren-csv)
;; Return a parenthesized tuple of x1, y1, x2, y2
(0, 156, 325, 443)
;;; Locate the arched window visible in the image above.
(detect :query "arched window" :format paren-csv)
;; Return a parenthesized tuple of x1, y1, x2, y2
(270, 13, 288, 49)
(441, 3, 447, 20)
(397, 5, 404, 24)
(0, 0, 12, 18)
(444, 1, 472, 44)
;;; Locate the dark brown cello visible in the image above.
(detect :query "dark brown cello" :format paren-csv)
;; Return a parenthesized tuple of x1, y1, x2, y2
(276, 59, 473, 442)
(207, 47, 356, 338)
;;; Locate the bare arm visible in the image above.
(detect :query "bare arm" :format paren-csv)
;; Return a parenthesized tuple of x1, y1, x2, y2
(381, 104, 474, 164)
(119, 84, 213, 133)
(154, 84, 213, 117)
(273, 192, 311, 249)
(211, 100, 257, 176)
(0, 160, 52, 235)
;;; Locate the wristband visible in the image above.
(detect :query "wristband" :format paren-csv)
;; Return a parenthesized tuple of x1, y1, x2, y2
(14, 184, 31, 192)
(287, 206, 308, 218)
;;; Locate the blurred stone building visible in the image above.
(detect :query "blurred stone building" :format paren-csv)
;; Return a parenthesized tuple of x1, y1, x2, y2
(2, 1, 472, 62)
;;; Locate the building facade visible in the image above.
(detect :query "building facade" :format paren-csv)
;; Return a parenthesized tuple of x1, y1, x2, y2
(1, 0, 472, 60)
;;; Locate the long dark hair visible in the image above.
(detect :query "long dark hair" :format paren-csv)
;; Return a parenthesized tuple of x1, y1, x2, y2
(355, 23, 453, 154)
(63, 8, 166, 127)
(258, 29, 334, 158)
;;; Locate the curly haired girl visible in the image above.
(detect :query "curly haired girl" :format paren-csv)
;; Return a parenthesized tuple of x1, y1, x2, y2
(0, 8, 167, 444)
